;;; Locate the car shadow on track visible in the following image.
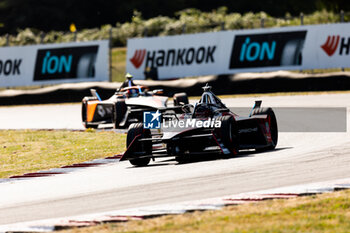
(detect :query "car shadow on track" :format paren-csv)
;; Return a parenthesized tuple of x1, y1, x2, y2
(126, 147, 293, 168)
(173, 147, 293, 165)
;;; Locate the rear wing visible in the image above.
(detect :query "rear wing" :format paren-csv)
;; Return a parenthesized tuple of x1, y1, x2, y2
(249, 100, 262, 117)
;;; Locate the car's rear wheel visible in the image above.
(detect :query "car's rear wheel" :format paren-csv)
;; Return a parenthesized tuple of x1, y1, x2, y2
(251, 107, 278, 151)
(175, 155, 189, 163)
(114, 99, 127, 128)
(81, 97, 98, 129)
(173, 92, 189, 106)
(217, 115, 239, 155)
(127, 123, 152, 166)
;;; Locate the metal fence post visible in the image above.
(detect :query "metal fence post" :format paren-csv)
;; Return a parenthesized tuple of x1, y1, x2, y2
(73, 31, 77, 41)
(300, 12, 304, 25)
(143, 27, 148, 37)
(182, 24, 186, 34)
(5, 34, 9, 46)
(221, 22, 225, 30)
(40, 32, 45, 44)
(109, 27, 113, 42)
(260, 18, 265, 28)
(340, 10, 344, 22)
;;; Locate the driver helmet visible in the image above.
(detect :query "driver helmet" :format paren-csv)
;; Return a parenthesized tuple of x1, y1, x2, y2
(125, 73, 133, 80)
(129, 88, 138, 97)
(194, 104, 212, 118)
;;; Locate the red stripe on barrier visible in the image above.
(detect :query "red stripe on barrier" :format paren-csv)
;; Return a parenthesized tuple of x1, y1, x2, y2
(105, 154, 123, 159)
(90, 215, 142, 223)
(61, 163, 103, 168)
(93, 216, 128, 222)
(10, 172, 63, 179)
(222, 200, 255, 205)
(54, 216, 143, 229)
(223, 193, 299, 202)
(263, 193, 300, 198)
(6, 155, 123, 180)
(55, 220, 98, 228)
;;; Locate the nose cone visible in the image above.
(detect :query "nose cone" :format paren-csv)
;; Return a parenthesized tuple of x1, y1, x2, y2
(126, 96, 168, 108)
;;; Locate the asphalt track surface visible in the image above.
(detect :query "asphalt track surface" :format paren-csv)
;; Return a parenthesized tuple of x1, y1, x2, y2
(1, 93, 350, 225)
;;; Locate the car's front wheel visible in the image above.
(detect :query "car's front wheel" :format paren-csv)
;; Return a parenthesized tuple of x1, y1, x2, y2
(126, 123, 152, 166)
(217, 115, 239, 155)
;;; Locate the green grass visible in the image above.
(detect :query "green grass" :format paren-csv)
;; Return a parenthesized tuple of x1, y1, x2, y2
(63, 189, 350, 233)
(0, 130, 126, 178)
(111, 47, 127, 82)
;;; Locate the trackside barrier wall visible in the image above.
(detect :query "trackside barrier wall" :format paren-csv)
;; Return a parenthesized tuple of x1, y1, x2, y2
(0, 40, 109, 87)
(126, 23, 350, 80)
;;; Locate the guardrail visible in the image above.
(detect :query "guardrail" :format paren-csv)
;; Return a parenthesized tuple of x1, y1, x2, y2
(1, 71, 350, 105)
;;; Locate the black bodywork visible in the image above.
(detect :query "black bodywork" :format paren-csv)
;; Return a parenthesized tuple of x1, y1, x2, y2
(121, 85, 278, 166)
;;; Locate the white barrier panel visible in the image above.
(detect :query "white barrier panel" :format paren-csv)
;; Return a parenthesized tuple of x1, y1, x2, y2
(126, 23, 350, 80)
(0, 40, 109, 87)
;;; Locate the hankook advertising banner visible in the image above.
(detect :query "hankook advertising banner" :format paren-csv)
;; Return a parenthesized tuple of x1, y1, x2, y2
(0, 40, 109, 87)
(126, 23, 350, 80)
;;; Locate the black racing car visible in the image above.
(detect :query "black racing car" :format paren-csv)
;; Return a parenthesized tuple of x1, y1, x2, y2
(121, 84, 278, 166)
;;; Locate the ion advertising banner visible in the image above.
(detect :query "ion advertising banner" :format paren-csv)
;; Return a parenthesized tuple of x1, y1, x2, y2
(126, 23, 350, 80)
(0, 40, 109, 87)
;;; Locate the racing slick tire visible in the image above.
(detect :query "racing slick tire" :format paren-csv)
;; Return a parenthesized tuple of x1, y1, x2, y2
(82, 96, 99, 129)
(174, 155, 190, 163)
(217, 115, 239, 155)
(126, 123, 152, 166)
(173, 92, 189, 106)
(251, 108, 278, 151)
(114, 99, 127, 128)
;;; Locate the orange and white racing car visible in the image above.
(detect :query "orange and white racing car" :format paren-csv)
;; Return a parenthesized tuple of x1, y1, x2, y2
(81, 86, 188, 129)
